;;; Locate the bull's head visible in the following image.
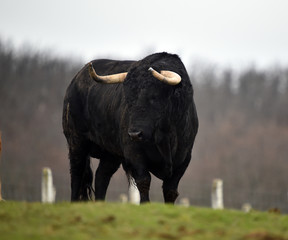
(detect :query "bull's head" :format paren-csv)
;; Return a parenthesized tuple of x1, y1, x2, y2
(88, 62, 181, 142)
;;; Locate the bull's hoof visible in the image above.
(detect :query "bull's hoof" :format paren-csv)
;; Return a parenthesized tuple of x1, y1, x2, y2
(164, 189, 179, 204)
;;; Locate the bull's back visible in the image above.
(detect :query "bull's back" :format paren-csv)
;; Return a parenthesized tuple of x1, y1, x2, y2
(63, 59, 135, 156)
(90, 59, 135, 75)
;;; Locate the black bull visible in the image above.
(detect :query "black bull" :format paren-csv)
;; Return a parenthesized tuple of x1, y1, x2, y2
(62, 52, 198, 203)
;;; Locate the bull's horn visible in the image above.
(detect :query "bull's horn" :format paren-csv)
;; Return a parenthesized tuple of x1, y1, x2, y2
(148, 67, 181, 85)
(88, 62, 127, 83)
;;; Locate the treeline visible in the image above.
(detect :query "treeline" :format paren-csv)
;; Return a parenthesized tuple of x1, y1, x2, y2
(0, 39, 288, 210)
(190, 63, 288, 125)
(0, 40, 81, 199)
(186, 63, 288, 210)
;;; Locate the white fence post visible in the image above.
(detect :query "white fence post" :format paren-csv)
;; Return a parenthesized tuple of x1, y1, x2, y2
(242, 203, 252, 213)
(179, 198, 190, 207)
(41, 167, 56, 203)
(119, 194, 128, 203)
(211, 179, 224, 209)
(128, 178, 140, 205)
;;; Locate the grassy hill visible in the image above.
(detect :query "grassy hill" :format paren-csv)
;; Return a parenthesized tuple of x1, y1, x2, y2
(0, 201, 288, 240)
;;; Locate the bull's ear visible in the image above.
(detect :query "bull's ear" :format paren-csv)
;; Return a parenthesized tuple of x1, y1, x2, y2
(148, 67, 181, 85)
(89, 62, 127, 83)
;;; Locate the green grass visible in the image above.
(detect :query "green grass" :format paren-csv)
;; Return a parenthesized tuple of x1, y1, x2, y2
(0, 201, 288, 240)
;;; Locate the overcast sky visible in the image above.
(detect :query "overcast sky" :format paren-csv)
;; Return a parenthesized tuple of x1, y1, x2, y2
(1, 0, 288, 68)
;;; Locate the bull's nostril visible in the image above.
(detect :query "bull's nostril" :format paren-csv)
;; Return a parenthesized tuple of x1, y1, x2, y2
(128, 131, 143, 141)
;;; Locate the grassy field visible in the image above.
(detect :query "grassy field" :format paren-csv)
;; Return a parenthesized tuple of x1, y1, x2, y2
(0, 201, 288, 240)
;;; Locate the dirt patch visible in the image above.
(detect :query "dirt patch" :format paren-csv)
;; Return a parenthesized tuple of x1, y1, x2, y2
(243, 231, 288, 240)
(101, 215, 116, 223)
(157, 232, 178, 240)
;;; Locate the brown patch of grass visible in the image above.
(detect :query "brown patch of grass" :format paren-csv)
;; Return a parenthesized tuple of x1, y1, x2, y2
(243, 231, 288, 240)
(70, 215, 82, 224)
(101, 215, 116, 223)
(157, 232, 177, 240)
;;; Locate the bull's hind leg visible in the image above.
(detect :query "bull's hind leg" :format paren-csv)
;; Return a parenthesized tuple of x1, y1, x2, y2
(68, 137, 92, 201)
(94, 156, 121, 200)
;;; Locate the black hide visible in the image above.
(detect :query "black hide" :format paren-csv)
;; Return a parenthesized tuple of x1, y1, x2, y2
(62, 52, 198, 203)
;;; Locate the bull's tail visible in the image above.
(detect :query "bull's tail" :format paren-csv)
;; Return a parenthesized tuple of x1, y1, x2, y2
(79, 158, 94, 201)
(125, 171, 136, 188)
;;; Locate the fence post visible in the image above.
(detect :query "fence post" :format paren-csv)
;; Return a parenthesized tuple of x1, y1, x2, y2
(242, 203, 252, 213)
(119, 194, 128, 203)
(41, 167, 56, 203)
(0, 132, 2, 201)
(179, 198, 190, 207)
(211, 179, 224, 209)
(128, 178, 140, 205)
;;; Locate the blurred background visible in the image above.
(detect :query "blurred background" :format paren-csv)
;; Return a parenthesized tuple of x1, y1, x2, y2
(0, 0, 288, 212)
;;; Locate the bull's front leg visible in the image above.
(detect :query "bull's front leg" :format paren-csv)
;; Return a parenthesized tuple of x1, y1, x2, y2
(162, 178, 180, 204)
(123, 150, 151, 203)
(94, 156, 121, 201)
(134, 170, 151, 203)
(162, 152, 191, 204)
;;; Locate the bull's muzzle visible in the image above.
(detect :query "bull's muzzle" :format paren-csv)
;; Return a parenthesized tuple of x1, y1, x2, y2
(128, 130, 143, 141)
